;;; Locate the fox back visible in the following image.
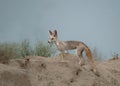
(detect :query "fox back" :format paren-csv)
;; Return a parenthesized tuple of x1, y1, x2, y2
(56, 41, 87, 51)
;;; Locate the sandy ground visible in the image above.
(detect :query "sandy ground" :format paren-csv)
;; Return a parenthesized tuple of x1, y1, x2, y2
(0, 53, 120, 86)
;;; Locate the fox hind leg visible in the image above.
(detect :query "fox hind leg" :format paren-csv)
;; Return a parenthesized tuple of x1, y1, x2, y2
(77, 47, 85, 66)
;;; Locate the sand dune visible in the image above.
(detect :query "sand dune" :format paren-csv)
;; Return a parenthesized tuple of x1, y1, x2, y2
(0, 53, 120, 86)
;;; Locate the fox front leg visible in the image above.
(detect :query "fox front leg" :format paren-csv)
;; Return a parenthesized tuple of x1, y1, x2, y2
(60, 51, 68, 62)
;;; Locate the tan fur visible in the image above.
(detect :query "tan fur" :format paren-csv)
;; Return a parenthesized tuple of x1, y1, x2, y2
(48, 30, 96, 72)
(85, 48, 96, 72)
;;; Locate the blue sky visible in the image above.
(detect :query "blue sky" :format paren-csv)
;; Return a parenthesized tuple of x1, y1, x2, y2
(0, 0, 120, 59)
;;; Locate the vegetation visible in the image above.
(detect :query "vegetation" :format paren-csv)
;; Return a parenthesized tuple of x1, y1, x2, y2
(34, 41, 56, 57)
(92, 47, 103, 61)
(0, 39, 118, 63)
(0, 40, 56, 63)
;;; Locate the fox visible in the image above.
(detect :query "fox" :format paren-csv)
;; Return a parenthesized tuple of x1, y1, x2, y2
(48, 30, 96, 72)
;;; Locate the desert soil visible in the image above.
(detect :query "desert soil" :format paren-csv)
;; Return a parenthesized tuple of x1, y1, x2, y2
(0, 53, 120, 86)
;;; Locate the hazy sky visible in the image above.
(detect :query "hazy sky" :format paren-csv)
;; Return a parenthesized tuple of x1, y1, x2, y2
(0, 0, 120, 59)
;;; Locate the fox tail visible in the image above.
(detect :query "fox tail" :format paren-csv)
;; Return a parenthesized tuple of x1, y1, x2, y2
(85, 47, 96, 72)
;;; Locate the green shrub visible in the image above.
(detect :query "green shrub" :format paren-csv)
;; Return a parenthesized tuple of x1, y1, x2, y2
(34, 41, 56, 57)
(0, 40, 56, 63)
(19, 39, 33, 58)
(0, 43, 20, 63)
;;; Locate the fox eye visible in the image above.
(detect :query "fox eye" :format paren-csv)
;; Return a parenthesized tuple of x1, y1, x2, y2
(51, 38, 54, 40)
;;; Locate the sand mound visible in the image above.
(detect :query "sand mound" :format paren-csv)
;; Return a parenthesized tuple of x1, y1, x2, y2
(0, 53, 120, 86)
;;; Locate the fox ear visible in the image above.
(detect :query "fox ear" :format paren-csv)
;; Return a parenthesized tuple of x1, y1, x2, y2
(49, 30, 52, 35)
(54, 30, 57, 37)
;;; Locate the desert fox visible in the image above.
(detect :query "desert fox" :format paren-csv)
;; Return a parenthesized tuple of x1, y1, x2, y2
(48, 30, 96, 72)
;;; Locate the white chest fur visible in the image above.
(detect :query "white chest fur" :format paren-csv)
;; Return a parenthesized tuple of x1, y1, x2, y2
(56, 42, 60, 46)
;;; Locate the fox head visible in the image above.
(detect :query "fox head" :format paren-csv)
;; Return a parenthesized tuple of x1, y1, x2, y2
(48, 30, 58, 44)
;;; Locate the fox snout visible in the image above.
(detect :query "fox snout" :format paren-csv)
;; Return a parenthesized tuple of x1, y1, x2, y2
(48, 40, 50, 43)
(48, 40, 53, 44)
(48, 40, 53, 47)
